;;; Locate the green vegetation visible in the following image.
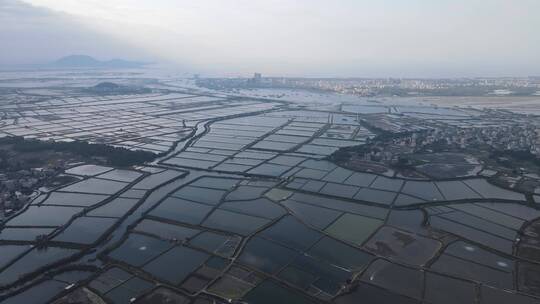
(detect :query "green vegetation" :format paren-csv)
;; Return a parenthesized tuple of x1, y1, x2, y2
(328, 129, 418, 163)
(0, 136, 156, 167)
(84, 82, 152, 94)
(490, 149, 540, 168)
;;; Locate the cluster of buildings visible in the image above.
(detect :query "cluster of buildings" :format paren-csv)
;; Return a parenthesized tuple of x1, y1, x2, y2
(0, 167, 59, 219)
(385, 123, 538, 155)
(197, 75, 540, 97)
(352, 110, 540, 167)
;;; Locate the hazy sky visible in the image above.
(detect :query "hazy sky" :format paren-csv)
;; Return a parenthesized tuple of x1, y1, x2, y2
(2, 0, 540, 77)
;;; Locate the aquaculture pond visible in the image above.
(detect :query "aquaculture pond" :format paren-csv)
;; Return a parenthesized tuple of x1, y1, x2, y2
(1, 102, 540, 304)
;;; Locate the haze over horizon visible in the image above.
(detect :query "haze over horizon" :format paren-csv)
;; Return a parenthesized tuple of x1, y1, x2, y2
(1, 0, 539, 78)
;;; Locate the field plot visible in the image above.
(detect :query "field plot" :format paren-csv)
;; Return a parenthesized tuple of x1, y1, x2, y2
(0, 91, 281, 153)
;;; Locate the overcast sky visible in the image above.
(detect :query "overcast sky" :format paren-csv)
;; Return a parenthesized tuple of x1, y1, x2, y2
(2, 0, 540, 77)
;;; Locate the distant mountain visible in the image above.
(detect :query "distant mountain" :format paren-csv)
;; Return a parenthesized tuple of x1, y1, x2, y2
(92, 82, 122, 91)
(52, 55, 147, 69)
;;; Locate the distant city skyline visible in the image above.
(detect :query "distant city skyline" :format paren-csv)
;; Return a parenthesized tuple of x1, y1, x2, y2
(1, 0, 539, 77)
